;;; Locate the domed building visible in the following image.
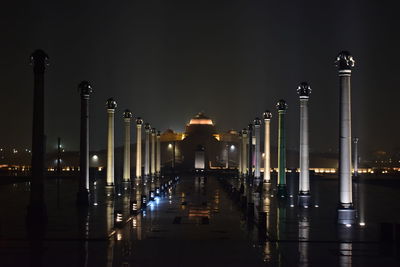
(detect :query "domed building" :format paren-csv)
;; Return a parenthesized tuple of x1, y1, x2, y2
(157, 112, 240, 171)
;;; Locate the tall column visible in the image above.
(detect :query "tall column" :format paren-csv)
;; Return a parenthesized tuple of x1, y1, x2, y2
(248, 124, 253, 177)
(144, 123, 151, 176)
(136, 118, 143, 179)
(28, 49, 49, 224)
(77, 81, 93, 205)
(297, 82, 312, 207)
(156, 131, 161, 175)
(238, 133, 243, 175)
(263, 111, 272, 183)
(123, 110, 132, 182)
(106, 98, 117, 186)
(254, 118, 261, 179)
(336, 51, 356, 224)
(277, 99, 288, 198)
(241, 129, 248, 176)
(151, 128, 156, 176)
(353, 137, 359, 177)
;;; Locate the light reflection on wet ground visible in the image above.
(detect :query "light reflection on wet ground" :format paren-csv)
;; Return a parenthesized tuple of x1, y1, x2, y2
(0, 174, 400, 266)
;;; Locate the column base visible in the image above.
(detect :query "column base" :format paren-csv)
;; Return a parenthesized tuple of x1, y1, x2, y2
(76, 190, 89, 206)
(105, 183, 114, 187)
(277, 185, 287, 198)
(337, 207, 356, 225)
(105, 186, 114, 197)
(298, 193, 311, 208)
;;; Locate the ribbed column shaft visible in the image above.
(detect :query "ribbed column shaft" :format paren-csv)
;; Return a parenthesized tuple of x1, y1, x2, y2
(339, 70, 353, 206)
(123, 118, 131, 181)
(156, 133, 161, 174)
(136, 124, 142, 178)
(80, 95, 89, 191)
(242, 133, 248, 175)
(151, 131, 156, 175)
(277, 111, 286, 187)
(106, 110, 115, 186)
(263, 119, 271, 182)
(299, 98, 310, 193)
(254, 124, 261, 178)
(144, 129, 150, 175)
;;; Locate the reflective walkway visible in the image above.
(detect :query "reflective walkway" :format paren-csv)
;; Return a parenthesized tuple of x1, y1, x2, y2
(1, 174, 400, 266)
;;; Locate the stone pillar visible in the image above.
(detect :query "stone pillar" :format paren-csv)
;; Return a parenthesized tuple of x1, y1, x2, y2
(106, 98, 117, 186)
(123, 110, 132, 182)
(136, 118, 143, 179)
(277, 99, 288, 198)
(263, 111, 272, 183)
(353, 137, 359, 177)
(28, 49, 49, 224)
(248, 124, 253, 177)
(77, 81, 93, 205)
(254, 118, 261, 179)
(151, 128, 156, 176)
(144, 123, 151, 176)
(335, 51, 356, 224)
(156, 131, 161, 175)
(241, 129, 248, 176)
(297, 82, 312, 207)
(238, 133, 243, 175)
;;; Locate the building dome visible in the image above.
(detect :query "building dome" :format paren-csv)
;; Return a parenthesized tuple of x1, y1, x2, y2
(189, 112, 214, 126)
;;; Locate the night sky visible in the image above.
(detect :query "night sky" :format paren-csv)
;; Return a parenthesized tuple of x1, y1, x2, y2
(1, 0, 399, 155)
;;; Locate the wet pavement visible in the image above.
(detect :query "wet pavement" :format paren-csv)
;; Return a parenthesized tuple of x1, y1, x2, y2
(1, 173, 400, 266)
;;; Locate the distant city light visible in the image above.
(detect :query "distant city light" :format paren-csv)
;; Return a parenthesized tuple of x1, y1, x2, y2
(168, 143, 173, 149)
(345, 224, 352, 228)
(230, 145, 235, 151)
(359, 222, 366, 226)
(92, 155, 98, 161)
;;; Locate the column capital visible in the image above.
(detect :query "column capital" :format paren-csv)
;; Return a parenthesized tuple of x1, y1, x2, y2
(276, 99, 288, 112)
(123, 109, 132, 119)
(30, 49, 49, 71)
(106, 98, 117, 110)
(144, 123, 151, 131)
(297, 82, 311, 99)
(335, 51, 355, 71)
(263, 110, 272, 120)
(136, 117, 143, 125)
(253, 117, 261, 126)
(78, 81, 93, 98)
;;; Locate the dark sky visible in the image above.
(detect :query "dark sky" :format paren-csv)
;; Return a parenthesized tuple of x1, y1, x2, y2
(1, 0, 399, 155)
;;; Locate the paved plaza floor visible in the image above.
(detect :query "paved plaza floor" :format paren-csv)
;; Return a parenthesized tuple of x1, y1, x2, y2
(0, 173, 400, 266)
